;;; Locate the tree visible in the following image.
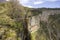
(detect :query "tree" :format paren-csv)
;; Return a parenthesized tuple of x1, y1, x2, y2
(6, 0, 31, 40)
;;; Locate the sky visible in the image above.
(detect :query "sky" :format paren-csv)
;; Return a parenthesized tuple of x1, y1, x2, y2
(19, 0, 60, 8)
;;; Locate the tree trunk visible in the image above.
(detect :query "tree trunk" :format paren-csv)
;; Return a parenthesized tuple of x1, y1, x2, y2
(22, 18, 31, 40)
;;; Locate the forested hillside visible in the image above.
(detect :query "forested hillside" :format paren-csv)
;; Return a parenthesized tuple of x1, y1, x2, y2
(0, 1, 29, 40)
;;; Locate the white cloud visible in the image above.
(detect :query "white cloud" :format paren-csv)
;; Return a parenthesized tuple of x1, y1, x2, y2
(45, 0, 58, 2)
(19, 0, 59, 8)
(23, 5, 33, 8)
(20, 0, 29, 4)
(20, 0, 33, 8)
(6, 0, 9, 1)
(33, 0, 58, 5)
(34, 1, 44, 4)
(27, 6, 33, 8)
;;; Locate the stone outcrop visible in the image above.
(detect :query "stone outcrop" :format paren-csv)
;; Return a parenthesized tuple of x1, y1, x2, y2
(28, 8, 60, 33)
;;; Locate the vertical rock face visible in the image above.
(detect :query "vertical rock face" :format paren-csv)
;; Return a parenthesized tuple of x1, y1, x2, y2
(28, 15, 40, 33)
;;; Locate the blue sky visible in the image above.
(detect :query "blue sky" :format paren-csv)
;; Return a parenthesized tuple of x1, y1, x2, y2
(19, 0, 60, 8)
